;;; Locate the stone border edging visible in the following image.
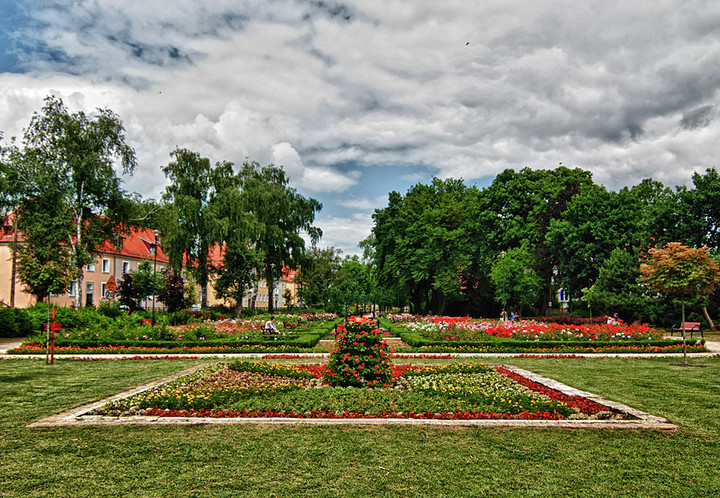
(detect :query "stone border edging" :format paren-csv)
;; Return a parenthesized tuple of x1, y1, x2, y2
(27, 363, 678, 430)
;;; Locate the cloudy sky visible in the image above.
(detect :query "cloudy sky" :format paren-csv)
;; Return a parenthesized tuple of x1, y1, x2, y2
(1, 1, 719, 255)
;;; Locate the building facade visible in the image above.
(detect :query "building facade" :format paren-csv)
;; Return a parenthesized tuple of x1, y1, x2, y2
(0, 218, 169, 309)
(1, 216, 301, 311)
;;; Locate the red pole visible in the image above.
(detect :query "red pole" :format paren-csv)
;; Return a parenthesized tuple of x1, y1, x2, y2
(50, 307, 56, 365)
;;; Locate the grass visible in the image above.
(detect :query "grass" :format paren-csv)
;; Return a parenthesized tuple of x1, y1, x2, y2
(1, 356, 720, 496)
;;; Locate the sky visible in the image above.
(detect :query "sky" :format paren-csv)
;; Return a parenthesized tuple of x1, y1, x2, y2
(1, 1, 719, 256)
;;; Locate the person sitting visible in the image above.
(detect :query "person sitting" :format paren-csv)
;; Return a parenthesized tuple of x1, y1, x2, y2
(263, 316, 279, 334)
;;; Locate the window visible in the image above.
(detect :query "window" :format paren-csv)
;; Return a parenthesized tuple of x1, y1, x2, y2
(86, 263, 95, 272)
(102, 259, 110, 273)
(122, 261, 130, 274)
(68, 282, 77, 297)
(86, 282, 94, 306)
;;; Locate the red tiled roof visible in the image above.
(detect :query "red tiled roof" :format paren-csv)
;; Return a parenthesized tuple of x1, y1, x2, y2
(100, 227, 168, 263)
(1, 214, 167, 264)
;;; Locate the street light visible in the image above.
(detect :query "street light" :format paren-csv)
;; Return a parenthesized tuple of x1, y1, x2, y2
(152, 229, 158, 326)
(396, 270, 400, 312)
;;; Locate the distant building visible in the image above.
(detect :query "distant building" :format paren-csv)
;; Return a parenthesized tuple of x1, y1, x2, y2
(0, 215, 168, 308)
(1, 214, 300, 311)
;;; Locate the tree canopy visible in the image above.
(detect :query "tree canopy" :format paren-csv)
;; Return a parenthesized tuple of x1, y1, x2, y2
(5, 95, 136, 306)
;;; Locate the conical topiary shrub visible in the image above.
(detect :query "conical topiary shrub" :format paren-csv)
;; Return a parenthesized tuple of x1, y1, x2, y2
(323, 316, 393, 387)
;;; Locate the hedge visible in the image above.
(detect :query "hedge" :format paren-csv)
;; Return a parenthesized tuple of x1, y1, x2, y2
(397, 330, 702, 350)
(45, 331, 324, 350)
(0, 308, 34, 338)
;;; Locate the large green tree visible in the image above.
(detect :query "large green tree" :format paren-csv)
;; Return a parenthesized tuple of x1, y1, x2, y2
(546, 185, 645, 304)
(489, 245, 543, 317)
(9, 96, 136, 307)
(161, 149, 230, 308)
(372, 178, 475, 315)
(582, 247, 648, 322)
(298, 246, 342, 309)
(237, 162, 322, 314)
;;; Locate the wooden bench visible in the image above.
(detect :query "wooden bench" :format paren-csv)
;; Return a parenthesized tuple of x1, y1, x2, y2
(671, 321, 703, 339)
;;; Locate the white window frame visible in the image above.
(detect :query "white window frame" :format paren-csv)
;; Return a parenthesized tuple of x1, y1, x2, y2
(122, 261, 130, 274)
(86, 262, 95, 272)
(69, 281, 77, 297)
(102, 258, 110, 273)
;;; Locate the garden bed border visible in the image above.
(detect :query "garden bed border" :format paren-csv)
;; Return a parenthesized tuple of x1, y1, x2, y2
(27, 364, 677, 430)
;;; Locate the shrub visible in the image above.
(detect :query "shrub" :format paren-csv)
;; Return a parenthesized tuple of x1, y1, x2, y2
(531, 314, 607, 325)
(97, 299, 124, 318)
(323, 316, 393, 387)
(0, 307, 34, 337)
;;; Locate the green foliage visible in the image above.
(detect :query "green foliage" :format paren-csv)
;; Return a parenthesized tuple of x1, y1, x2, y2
(583, 247, 649, 321)
(15, 250, 74, 300)
(10, 95, 137, 309)
(160, 148, 219, 308)
(97, 299, 124, 318)
(0, 307, 33, 337)
(490, 246, 543, 315)
(238, 161, 322, 313)
(372, 178, 476, 315)
(299, 246, 342, 309)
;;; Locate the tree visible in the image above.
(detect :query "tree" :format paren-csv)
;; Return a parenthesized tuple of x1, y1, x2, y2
(489, 246, 543, 317)
(372, 178, 475, 315)
(298, 246, 342, 309)
(213, 244, 262, 317)
(583, 247, 648, 322)
(641, 242, 720, 365)
(116, 272, 143, 312)
(161, 148, 220, 309)
(546, 185, 644, 304)
(331, 255, 375, 315)
(10, 96, 136, 308)
(238, 162, 322, 314)
(15, 253, 75, 302)
(208, 162, 260, 317)
(157, 269, 191, 313)
(131, 260, 159, 309)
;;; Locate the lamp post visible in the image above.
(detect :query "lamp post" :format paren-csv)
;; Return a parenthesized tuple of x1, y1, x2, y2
(501, 251, 507, 318)
(152, 230, 158, 326)
(396, 270, 400, 312)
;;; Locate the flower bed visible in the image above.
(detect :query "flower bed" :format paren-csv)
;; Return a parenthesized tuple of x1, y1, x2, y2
(12, 315, 339, 354)
(89, 361, 617, 421)
(390, 316, 705, 353)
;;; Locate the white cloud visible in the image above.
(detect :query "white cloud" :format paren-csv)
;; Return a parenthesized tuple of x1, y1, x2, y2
(312, 212, 374, 256)
(3, 0, 720, 252)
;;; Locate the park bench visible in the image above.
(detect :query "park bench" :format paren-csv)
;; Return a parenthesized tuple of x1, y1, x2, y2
(671, 321, 703, 339)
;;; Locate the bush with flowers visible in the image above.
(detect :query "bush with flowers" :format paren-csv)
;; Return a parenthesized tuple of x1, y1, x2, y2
(322, 316, 393, 387)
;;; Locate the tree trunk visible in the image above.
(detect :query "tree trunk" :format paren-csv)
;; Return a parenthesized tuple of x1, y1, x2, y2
(234, 299, 242, 318)
(10, 216, 18, 307)
(681, 301, 688, 367)
(702, 306, 716, 330)
(268, 278, 275, 314)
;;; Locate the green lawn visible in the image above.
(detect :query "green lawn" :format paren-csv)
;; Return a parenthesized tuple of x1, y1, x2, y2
(1, 356, 719, 497)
